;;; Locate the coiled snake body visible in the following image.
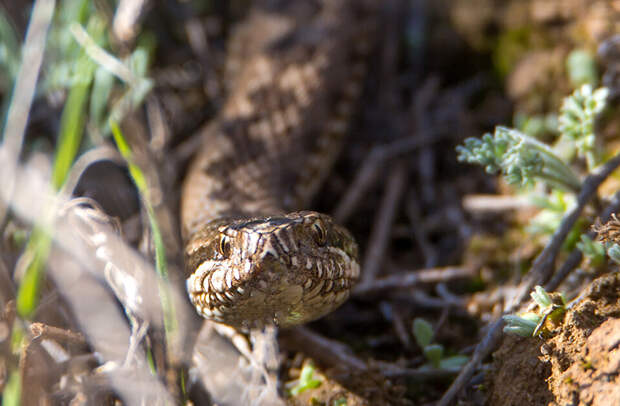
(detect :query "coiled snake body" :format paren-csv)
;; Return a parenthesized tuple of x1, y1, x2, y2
(181, 0, 369, 330)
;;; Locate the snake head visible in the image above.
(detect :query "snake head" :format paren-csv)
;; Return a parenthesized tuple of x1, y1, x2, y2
(185, 211, 359, 329)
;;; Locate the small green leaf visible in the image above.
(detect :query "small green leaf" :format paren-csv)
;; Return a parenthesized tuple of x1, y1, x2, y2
(424, 344, 444, 368)
(576, 234, 606, 267)
(412, 318, 433, 348)
(332, 398, 347, 406)
(607, 243, 620, 264)
(128, 46, 150, 78)
(439, 355, 469, 370)
(558, 84, 609, 169)
(566, 49, 598, 87)
(502, 314, 540, 337)
(289, 363, 322, 396)
(531, 286, 552, 309)
(89, 66, 114, 128)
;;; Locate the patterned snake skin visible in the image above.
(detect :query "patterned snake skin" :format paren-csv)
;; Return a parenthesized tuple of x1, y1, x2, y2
(181, 0, 370, 330)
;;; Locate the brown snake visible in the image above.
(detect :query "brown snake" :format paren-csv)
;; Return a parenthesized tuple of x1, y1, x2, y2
(181, 0, 371, 330)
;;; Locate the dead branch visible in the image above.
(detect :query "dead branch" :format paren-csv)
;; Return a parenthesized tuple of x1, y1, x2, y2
(353, 266, 475, 295)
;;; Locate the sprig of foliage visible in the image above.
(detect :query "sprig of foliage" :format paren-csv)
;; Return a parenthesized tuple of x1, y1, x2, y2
(412, 318, 469, 370)
(502, 313, 540, 337)
(558, 84, 609, 169)
(287, 362, 322, 396)
(566, 49, 598, 88)
(458, 79, 609, 194)
(527, 191, 573, 235)
(457, 126, 581, 193)
(526, 190, 586, 250)
(514, 112, 558, 139)
(413, 317, 434, 348)
(503, 286, 567, 337)
(606, 244, 620, 264)
(576, 234, 606, 268)
(40, 0, 91, 93)
(69, 21, 154, 136)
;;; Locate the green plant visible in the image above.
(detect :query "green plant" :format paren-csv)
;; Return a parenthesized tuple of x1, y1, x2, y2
(287, 362, 323, 396)
(457, 126, 581, 193)
(576, 234, 606, 268)
(457, 79, 610, 251)
(526, 190, 573, 234)
(558, 84, 609, 169)
(606, 244, 620, 264)
(458, 81, 609, 189)
(502, 313, 541, 337)
(514, 112, 558, 139)
(566, 49, 598, 88)
(412, 318, 469, 370)
(503, 286, 567, 337)
(526, 190, 587, 250)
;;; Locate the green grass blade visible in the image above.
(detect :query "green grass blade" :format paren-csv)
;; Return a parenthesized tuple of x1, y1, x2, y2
(52, 17, 104, 188)
(1, 370, 21, 406)
(110, 120, 176, 339)
(15, 228, 52, 317)
(0, 8, 21, 90)
(51, 71, 92, 188)
(16, 17, 103, 318)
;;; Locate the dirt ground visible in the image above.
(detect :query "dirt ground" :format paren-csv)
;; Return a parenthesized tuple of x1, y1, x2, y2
(488, 272, 620, 406)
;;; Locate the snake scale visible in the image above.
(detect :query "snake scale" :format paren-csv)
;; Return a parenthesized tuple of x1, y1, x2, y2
(181, 0, 372, 330)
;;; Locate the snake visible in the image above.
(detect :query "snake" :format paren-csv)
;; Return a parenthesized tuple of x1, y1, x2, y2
(180, 0, 370, 330)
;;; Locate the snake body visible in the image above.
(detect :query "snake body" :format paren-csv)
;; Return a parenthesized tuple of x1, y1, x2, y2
(181, 0, 369, 330)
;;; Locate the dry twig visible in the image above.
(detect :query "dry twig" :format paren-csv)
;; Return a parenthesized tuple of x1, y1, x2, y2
(112, 0, 149, 43)
(0, 0, 55, 225)
(280, 327, 367, 371)
(333, 134, 443, 223)
(358, 161, 408, 288)
(354, 266, 475, 295)
(30, 323, 86, 346)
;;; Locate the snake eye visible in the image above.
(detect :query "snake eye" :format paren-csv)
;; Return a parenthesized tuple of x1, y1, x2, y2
(218, 234, 231, 258)
(311, 220, 327, 246)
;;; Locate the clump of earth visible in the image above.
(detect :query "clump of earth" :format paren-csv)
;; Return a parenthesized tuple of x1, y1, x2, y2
(487, 272, 620, 405)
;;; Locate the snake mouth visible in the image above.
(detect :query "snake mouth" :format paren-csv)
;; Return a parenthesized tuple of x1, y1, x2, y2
(186, 249, 359, 329)
(184, 211, 360, 328)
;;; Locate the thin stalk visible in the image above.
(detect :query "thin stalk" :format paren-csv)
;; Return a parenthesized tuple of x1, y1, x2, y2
(110, 121, 176, 349)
